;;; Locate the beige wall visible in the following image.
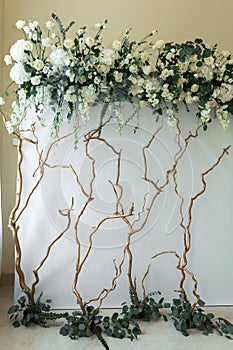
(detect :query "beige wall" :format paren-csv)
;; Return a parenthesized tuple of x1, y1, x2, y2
(1, 0, 233, 276)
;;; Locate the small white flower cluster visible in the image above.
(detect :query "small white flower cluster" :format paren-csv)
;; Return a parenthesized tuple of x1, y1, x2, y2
(1, 17, 232, 135)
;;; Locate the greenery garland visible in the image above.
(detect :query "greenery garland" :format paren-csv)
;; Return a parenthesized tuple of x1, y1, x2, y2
(0, 13, 232, 135)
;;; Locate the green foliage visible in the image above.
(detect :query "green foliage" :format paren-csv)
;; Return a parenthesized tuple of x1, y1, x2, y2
(122, 289, 170, 322)
(60, 305, 141, 349)
(170, 291, 233, 340)
(8, 290, 68, 328)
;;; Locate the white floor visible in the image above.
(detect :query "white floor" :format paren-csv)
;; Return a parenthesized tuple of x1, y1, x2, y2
(1, 284, 233, 350)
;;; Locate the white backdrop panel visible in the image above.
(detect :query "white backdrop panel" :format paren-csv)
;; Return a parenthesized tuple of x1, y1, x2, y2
(14, 104, 233, 308)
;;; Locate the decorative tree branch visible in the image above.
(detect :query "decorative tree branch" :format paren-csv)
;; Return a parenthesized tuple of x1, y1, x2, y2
(4, 114, 80, 300)
(31, 198, 74, 300)
(72, 124, 134, 314)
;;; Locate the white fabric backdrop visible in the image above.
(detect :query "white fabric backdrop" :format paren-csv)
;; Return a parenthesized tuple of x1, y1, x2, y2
(14, 104, 233, 308)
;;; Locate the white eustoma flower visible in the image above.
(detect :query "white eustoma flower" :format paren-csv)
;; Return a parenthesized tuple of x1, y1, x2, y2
(66, 69, 75, 82)
(23, 26, 30, 34)
(10, 62, 31, 85)
(64, 39, 75, 49)
(4, 55, 12, 65)
(45, 21, 55, 30)
(29, 21, 38, 31)
(15, 20, 26, 29)
(10, 39, 29, 62)
(42, 38, 51, 48)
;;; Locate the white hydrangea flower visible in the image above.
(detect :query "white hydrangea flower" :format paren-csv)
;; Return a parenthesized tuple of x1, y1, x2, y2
(31, 76, 41, 85)
(50, 48, 69, 69)
(99, 49, 115, 66)
(213, 83, 233, 103)
(10, 62, 31, 85)
(10, 39, 29, 62)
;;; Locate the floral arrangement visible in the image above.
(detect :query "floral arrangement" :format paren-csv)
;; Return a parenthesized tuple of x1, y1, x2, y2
(0, 13, 233, 134)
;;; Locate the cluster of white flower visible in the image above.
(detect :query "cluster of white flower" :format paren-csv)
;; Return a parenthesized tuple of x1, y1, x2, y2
(1, 17, 232, 135)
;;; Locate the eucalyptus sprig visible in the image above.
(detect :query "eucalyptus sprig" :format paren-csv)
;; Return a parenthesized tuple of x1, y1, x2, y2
(170, 291, 233, 340)
(8, 290, 68, 328)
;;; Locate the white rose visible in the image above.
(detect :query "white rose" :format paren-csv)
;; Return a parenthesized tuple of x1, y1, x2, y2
(85, 36, 95, 48)
(142, 65, 152, 75)
(139, 100, 148, 108)
(99, 64, 110, 73)
(221, 50, 230, 58)
(0, 97, 5, 105)
(10, 62, 31, 85)
(112, 40, 121, 51)
(129, 75, 137, 85)
(4, 55, 12, 65)
(64, 39, 75, 49)
(23, 41, 33, 51)
(204, 56, 214, 66)
(114, 71, 123, 83)
(161, 68, 170, 79)
(129, 64, 138, 74)
(34, 59, 44, 71)
(191, 84, 199, 93)
(153, 40, 165, 50)
(31, 76, 41, 85)
(16, 20, 26, 29)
